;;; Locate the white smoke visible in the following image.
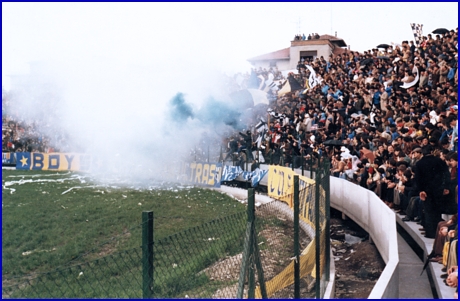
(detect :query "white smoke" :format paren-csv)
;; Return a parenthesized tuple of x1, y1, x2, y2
(3, 2, 289, 186)
(5, 55, 254, 186)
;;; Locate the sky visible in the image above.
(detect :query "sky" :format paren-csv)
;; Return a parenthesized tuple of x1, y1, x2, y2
(2, 2, 458, 89)
(1, 2, 458, 184)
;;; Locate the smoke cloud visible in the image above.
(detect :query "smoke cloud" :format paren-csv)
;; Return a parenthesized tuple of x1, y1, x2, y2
(3, 3, 289, 187)
(4, 55, 258, 187)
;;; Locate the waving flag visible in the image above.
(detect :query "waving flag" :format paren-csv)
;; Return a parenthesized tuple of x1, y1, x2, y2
(278, 74, 303, 96)
(305, 65, 322, 91)
(262, 73, 276, 92)
(254, 117, 268, 148)
(410, 23, 423, 46)
(229, 89, 269, 107)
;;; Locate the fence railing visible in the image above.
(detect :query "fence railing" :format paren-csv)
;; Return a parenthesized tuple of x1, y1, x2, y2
(2, 160, 330, 299)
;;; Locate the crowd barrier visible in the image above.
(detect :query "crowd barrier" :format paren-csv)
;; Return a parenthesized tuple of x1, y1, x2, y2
(4, 155, 399, 298)
(241, 165, 399, 299)
(329, 176, 399, 299)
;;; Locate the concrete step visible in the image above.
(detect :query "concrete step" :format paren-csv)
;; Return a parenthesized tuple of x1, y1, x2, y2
(395, 210, 457, 299)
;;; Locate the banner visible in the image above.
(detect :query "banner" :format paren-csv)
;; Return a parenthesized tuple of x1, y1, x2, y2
(410, 23, 423, 46)
(268, 166, 315, 205)
(221, 165, 243, 182)
(184, 162, 223, 187)
(2, 152, 16, 165)
(220, 165, 268, 187)
(15, 152, 94, 171)
(250, 168, 268, 187)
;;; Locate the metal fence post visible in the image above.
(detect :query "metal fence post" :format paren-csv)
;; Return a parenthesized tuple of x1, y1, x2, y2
(247, 188, 255, 299)
(142, 211, 154, 299)
(314, 172, 320, 299)
(237, 189, 255, 298)
(324, 160, 331, 281)
(293, 175, 300, 299)
(301, 156, 304, 176)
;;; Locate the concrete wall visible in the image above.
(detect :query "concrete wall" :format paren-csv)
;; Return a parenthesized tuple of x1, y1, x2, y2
(329, 177, 399, 299)
(239, 164, 399, 298)
(289, 43, 332, 69)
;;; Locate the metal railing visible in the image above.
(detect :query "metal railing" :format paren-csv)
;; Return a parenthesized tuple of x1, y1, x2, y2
(3, 160, 330, 299)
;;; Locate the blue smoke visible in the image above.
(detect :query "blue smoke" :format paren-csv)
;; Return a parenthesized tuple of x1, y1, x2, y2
(168, 93, 194, 124)
(195, 96, 245, 130)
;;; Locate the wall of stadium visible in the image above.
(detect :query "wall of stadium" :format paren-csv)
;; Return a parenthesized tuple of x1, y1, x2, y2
(5, 155, 399, 298)
(241, 165, 399, 298)
(329, 176, 399, 299)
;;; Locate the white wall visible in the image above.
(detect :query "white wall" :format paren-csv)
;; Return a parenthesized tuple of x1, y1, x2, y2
(243, 165, 399, 298)
(329, 177, 399, 299)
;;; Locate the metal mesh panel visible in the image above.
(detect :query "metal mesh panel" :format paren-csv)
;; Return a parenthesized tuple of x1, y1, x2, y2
(3, 160, 330, 299)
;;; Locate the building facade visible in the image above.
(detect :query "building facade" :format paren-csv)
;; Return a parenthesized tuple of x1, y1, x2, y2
(247, 34, 349, 71)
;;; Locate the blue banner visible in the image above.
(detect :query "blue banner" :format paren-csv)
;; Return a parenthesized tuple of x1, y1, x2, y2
(251, 168, 268, 187)
(221, 165, 268, 187)
(221, 165, 243, 182)
(2, 152, 16, 165)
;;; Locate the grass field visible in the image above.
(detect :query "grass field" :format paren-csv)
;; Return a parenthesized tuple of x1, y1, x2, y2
(2, 169, 247, 281)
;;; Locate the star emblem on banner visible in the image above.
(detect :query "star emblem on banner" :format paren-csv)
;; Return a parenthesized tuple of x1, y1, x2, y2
(20, 156, 28, 167)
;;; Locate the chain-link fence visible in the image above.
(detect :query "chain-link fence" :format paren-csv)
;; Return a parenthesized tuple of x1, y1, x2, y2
(3, 160, 330, 299)
(2, 246, 144, 298)
(2, 211, 248, 299)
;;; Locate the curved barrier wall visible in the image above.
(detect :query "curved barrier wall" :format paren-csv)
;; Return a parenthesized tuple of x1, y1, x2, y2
(329, 176, 399, 299)
(237, 164, 399, 298)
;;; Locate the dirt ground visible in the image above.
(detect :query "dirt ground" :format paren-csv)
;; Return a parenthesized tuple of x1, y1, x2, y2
(203, 206, 385, 299)
(330, 209, 386, 298)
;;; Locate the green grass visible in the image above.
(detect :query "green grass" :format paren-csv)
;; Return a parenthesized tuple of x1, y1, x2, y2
(2, 169, 247, 290)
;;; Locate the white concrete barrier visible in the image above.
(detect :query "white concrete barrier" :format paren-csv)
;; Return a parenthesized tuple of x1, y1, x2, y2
(329, 176, 399, 299)
(226, 164, 399, 298)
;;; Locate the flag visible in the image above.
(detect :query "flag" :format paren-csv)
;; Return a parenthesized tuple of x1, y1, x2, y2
(255, 118, 268, 133)
(277, 80, 290, 96)
(254, 117, 268, 148)
(410, 23, 423, 46)
(262, 73, 276, 92)
(303, 65, 322, 93)
(277, 74, 303, 96)
(229, 89, 269, 107)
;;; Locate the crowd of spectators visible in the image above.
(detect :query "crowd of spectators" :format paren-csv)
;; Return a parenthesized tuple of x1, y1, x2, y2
(1, 25, 458, 296)
(2, 89, 78, 154)
(294, 33, 320, 41)
(224, 27, 458, 296)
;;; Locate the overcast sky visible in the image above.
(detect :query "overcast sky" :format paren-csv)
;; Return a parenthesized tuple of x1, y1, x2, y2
(2, 2, 458, 90)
